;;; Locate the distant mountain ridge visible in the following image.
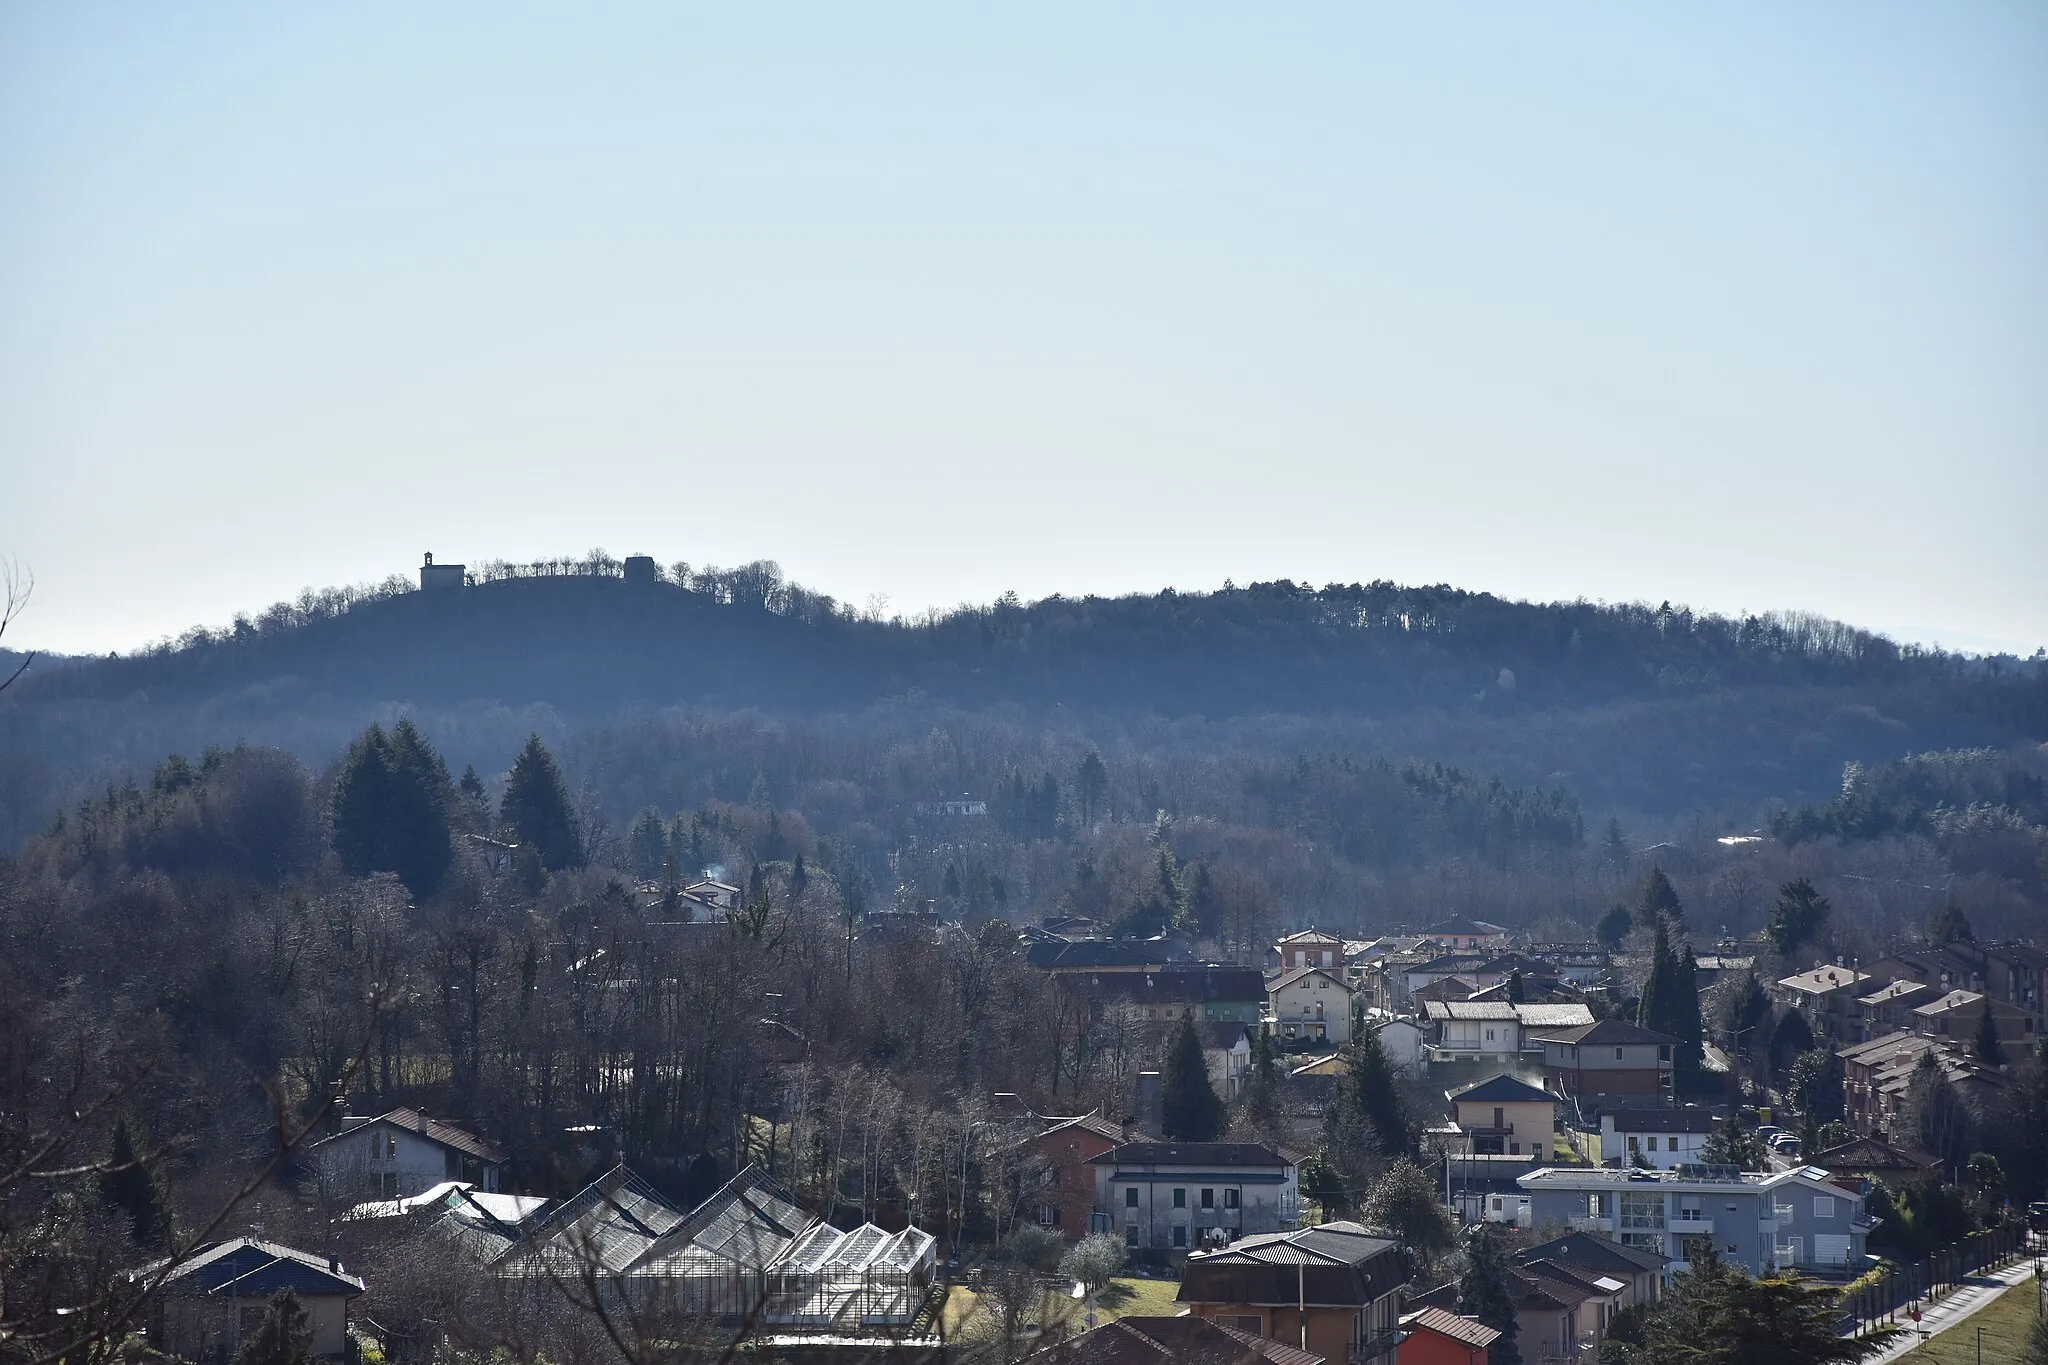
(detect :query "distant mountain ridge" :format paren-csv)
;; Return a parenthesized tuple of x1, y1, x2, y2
(0, 564, 2043, 847)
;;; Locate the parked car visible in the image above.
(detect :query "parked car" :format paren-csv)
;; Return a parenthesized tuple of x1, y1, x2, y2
(2026, 1201, 2048, 1232)
(1771, 1136, 1801, 1159)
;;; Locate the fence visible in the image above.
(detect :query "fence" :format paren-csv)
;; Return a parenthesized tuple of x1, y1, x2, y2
(1838, 1224, 2032, 1336)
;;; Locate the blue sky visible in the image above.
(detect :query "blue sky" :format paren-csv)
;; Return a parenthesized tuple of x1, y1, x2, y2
(3, 3, 2043, 656)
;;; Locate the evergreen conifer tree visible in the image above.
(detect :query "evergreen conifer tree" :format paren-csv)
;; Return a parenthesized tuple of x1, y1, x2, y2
(233, 1291, 313, 1365)
(626, 807, 668, 879)
(98, 1116, 171, 1248)
(1245, 1026, 1282, 1125)
(500, 734, 581, 870)
(1324, 1023, 1411, 1206)
(1974, 1000, 2007, 1067)
(1636, 866, 1685, 932)
(1457, 1225, 1522, 1365)
(1161, 1016, 1225, 1141)
(331, 721, 454, 897)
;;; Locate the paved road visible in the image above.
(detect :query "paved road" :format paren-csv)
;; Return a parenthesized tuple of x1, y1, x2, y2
(1860, 1255, 2042, 1364)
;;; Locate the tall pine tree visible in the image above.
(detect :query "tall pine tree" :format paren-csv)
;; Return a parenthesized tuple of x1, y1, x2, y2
(1324, 1022, 1411, 1209)
(500, 734, 581, 871)
(98, 1116, 171, 1248)
(1457, 1224, 1523, 1365)
(1161, 1017, 1225, 1141)
(331, 721, 454, 897)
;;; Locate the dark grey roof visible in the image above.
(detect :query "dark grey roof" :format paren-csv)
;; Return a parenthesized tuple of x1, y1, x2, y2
(146, 1239, 365, 1298)
(1450, 1074, 1557, 1106)
(1515, 1231, 1669, 1275)
(1027, 940, 1170, 970)
(1529, 1017, 1676, 1047)
(1092, 1142, 1290, 1168)
(1178, 1223, 1405, 1308)
(1605, 1108, 1718, 1134)
(314, 1106, 507, 1164)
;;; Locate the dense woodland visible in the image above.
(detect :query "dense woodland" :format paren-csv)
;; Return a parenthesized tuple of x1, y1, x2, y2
(1, 560, 2046, 1362)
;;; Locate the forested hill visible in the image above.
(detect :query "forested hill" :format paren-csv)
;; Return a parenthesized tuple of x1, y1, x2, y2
(1, 563, 2043, 844)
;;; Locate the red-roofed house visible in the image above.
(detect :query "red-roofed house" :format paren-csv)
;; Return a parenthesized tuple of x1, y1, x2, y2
(309, 1106, 507, 1198)
(1398, 1308, 1499, 1365)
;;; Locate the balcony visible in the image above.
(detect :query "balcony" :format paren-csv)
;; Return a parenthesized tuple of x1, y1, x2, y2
(1568, 1216, 1615, 1233)
(1671, 1217, 1714, 1236)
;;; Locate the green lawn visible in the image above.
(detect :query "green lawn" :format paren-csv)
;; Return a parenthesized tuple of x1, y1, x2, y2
(1893, 1279, 2042, 1365)
(941, 1275, 1184, 1338)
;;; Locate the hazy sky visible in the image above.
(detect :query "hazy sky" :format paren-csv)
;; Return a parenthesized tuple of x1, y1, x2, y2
(4, 3, 2044, 658)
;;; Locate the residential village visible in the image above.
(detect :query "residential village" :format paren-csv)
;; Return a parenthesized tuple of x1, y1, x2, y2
(146, 904, 2048, 1365)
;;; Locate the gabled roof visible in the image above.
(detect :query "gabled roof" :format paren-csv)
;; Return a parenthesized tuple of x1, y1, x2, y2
(1449, 1074, 1556, 1106)
(1516, 1231, 1668, 1275)
(1421, 917, 1509, 938)
(1816, 1135, 1940, 1172)
(1513, 1003, 1597, 1029)
(1179, 1223, 1405, 1310)
(1604, 1108, 1718, 1134)
(1028, 940, 1171, 970)
(514, 1165, 692, 1273)
(1399, 1308, 1501, 1350)
(1032, 1316, 1325, 1365)
(1528, 1017, 1676, 1047)
(1093, 1142, 1291, 1169)
(1198, 1020, 1255, 1050)
(312, 1107, 507, 1165)
(1277, 929, 1347, 946)
(1038, 1112, 1128, 1145)
(143, 1238, 365, 1298)
(1424, 1000, 1519, 1021)
(1270, 965, 1351, 993)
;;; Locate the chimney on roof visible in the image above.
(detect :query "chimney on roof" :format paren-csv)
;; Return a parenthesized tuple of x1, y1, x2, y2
(416, 1110, 429, 1134)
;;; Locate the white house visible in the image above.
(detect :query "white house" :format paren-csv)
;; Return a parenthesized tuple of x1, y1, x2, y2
(1372, 1017, 1426, 1072)
(1268, 966, 1354, 1044)
(1423, 1001, 1522, 1059)
(1599, 1109, 1719, 1170)
(1090, 1142, 1299, 1253)
(309, 1106, 507, 1199)
(1200, 1022, 1256, 1100)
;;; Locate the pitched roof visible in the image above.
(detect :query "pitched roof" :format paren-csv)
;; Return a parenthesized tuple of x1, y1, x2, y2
(1604, 1108, 1719, 1134)
(1816, 1135, 1940, 1172)
(1513, 1003, 1597, 1029)
(1515, 1231, 1669, 1275)
(1527, 1016, 1676, 1047)
(1449, 1074, 1556, 1106)
(313, 1107, 507, 1164)
(145, 1238, 365, 1298)
(1198, 1020, 1255, 1050)
(1032, 1316, 1325, 1365)
(1399, 1308, 1501, 1350)
(1424, 1000, 1519, 1021)
(1028, 940, 1172, 970)
(1179, 1223, 1406, 1309)
(1421, 917, 1509, 938)
(1092, 1142, 1291, 1168)
(1039, 1112, 1129, 1145)
(1270, 965, 1351, 993)
(1277, 929, 1347, 945)
(1913, 989, 1994, 1018)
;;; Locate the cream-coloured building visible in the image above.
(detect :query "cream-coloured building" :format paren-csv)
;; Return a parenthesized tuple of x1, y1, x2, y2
(1268, 965, 1355, 1044)
(1447, 1073, 1562, 1162)
(142, 1239, 363, 1361)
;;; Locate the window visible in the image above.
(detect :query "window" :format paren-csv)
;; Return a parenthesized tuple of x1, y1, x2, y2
(1318, 977, 1328, 989)
(1224, 1189, 1240, 1209)
(1485, 1028, 1495, 1042)
(1677, 1196, 1704, 1223)
(1813, 1196, 1836, 1219)
(1173, 1226, 1187, 1248)
(1126, 1188, 1139, 1209)
(1174, 1188, 1187, 1208)
(1201, 1188, 1215, 1209)
(1037, 1204, 1059, 1227)
(1126, 1226, 1139, 1248)
(1646, 1136, 1658, 1152)
(1616, 1048, 1625, 1060)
